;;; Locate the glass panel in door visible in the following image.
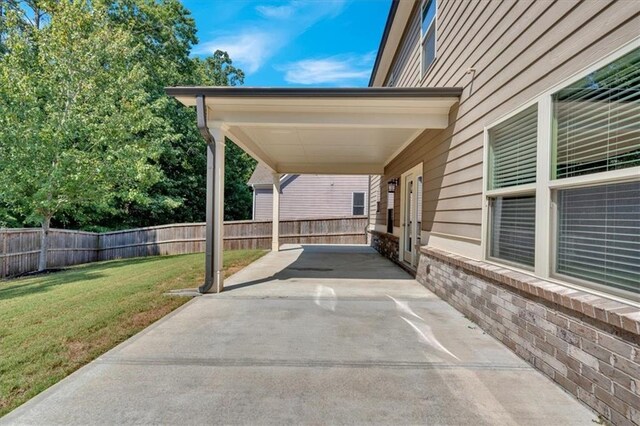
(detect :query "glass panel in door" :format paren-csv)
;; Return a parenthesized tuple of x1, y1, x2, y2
(403, 175, 414, 263)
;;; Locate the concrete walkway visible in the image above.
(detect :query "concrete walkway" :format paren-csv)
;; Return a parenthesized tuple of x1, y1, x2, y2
(2, 245, 594, 425)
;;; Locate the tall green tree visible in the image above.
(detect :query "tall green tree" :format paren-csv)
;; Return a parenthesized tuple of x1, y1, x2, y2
(0, 1, 167, 270)
(1, 0, 255, 243)
(69, 3, 254, 228)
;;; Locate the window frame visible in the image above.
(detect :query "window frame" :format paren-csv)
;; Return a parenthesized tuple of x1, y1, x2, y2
(420, 0, 437, 80)
(482, 38, 640, 303)
(352, 191, 366, 216)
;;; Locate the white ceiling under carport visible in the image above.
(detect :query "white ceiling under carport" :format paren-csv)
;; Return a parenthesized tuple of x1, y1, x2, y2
(167, 87, 462, 175)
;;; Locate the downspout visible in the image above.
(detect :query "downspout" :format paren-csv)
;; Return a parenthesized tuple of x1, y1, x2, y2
(251, 184, 256, 220)
(196, 94, 215, 294)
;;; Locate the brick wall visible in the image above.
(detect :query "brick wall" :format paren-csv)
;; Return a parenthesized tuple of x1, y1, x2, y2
(417, 247, 640, 426)
(369, 230, 399, 263)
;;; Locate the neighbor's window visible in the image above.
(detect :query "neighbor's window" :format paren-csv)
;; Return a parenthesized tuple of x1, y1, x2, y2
(552, 47, 640, 294)
(487, 104, 538, 268)
(352, 192, 365, 216)
(421, 0, 437, 76)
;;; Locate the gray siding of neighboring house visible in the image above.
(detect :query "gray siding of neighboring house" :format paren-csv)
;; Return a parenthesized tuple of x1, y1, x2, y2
(372, 0, 640, 247)
(253, 174, 369, 221)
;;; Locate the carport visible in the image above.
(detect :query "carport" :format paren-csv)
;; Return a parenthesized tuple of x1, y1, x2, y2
(165, 87, 463, 293)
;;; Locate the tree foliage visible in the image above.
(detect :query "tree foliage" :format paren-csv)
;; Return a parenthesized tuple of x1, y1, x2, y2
(0, 0, 257, 269)
(0, 0, 255, 233)
(0, 1, 166, 225)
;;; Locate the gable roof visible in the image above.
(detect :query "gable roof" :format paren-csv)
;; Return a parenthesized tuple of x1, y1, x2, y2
(247, 163, 274, 186)
(368, 1, 416, 87)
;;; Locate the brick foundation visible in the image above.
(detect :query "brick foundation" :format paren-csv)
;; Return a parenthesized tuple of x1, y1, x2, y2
(369, 230, 399, 263)
(417, 247, 640, 425)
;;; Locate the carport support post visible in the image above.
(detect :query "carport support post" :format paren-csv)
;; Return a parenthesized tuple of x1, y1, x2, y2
(272, 173, 281, 252)
(197, 94, 225, 293)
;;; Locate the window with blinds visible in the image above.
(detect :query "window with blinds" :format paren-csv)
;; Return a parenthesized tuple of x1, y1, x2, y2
(554, 48, 640, 179)
(489, 196, 536, 267)
(557, 181, 640, 294)
(352, 192, 365, 216)
(489, 104, 538, 189)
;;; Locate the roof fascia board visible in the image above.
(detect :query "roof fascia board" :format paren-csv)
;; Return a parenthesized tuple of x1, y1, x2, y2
(166, 86, 462, 100)
(368, 1, 416, 87)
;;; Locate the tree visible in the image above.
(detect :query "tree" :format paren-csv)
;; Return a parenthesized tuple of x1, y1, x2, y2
(1, 0, 255, 245)
(0, 1, 167, 270)
(71, 4, 254, 228)
(191, 52, 255, 221)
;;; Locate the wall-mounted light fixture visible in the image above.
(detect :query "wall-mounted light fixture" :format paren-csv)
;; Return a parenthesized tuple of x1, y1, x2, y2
(388, 178, 399, 193)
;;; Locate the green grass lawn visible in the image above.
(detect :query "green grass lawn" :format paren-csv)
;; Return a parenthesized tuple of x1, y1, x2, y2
(0, 250, 266, 417)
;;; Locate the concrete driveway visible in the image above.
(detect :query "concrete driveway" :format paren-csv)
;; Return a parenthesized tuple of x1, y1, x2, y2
(2, 245, 594, 425)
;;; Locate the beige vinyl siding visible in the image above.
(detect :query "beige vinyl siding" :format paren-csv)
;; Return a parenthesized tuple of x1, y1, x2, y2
(253, 174, 369, 221)
(376, 0, 640, 252)
(369, 175, 382, 230)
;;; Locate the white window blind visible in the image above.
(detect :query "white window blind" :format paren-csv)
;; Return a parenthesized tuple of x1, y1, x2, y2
(490, 195, 536, 267)
(489, 104, 538, 189)
(554, 48, 640, 179)
(557, 181, 640, 294)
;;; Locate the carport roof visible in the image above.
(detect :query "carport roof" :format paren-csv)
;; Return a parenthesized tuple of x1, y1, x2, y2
(166, 87, 462, 175)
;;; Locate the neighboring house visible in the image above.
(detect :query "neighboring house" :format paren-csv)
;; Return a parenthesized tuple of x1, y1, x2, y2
(168, 0, 640, 421)
(247, 164, 369, 220)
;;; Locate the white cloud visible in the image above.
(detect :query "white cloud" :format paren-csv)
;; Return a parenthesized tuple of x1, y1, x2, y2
(255, 4, 296, 19)
(194, 0, 347, 75)
(280, 52, 376, 85)
(195, 31, 281, 74)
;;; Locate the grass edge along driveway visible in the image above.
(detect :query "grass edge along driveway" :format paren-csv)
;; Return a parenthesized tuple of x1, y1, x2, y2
(0, 249, 267, 417)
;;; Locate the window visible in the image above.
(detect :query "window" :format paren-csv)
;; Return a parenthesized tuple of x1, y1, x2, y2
(352, 192, 365, 216)
(490, 196, 536, 267)
(486, 105, 538, 268)
(553, 48, 640, 179)
(489, 104, 538, 189)
(556, 182, 640, 293)
(421, 0, 437, 76)
(484, 45, 640, 299)
(551, 47, 640, 295)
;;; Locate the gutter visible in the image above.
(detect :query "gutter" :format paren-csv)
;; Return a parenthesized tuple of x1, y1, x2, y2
(165, 86, 463, 98)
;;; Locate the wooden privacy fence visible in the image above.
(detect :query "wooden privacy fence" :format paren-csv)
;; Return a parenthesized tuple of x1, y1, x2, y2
(0, 216, 368, 278)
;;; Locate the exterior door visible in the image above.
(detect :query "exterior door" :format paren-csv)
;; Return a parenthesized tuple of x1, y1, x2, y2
(401, 164, 423, 268)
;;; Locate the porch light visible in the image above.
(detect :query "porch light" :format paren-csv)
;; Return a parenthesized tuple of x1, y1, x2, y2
(388, 178, 399, 193)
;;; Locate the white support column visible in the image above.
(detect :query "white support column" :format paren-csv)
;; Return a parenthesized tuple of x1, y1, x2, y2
(211, 127, 226, 292)
(272, 173, 281, 252)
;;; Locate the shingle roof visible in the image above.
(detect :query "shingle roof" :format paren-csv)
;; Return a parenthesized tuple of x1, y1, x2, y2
(247, 163, 274, 186)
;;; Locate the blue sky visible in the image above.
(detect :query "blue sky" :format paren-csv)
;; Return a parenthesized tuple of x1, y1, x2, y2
(182, 0, 391, 87)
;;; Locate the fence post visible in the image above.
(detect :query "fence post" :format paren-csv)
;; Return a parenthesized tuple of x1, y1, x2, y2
(1, 229, 6, 279)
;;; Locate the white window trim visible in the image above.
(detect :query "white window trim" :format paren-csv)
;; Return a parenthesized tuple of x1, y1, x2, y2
(420, 0, 437, 80)
(352, 191, 366, 216)
(482, 37, 640, 302)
